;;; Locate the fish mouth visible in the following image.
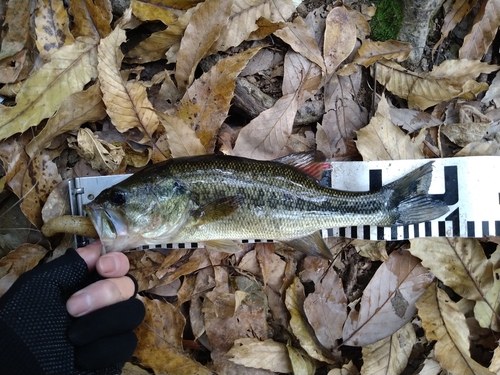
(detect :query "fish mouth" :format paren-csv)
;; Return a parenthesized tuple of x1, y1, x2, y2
(84, 203, 128, 241)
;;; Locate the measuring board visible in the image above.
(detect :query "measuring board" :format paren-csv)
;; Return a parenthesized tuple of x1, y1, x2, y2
(69, 156, 500, 250)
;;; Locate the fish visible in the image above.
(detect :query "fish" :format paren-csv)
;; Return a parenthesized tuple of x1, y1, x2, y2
(83, 152, 449, 259)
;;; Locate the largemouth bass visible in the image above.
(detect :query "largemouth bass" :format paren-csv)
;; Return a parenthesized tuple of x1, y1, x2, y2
(84, 153, 449, 258)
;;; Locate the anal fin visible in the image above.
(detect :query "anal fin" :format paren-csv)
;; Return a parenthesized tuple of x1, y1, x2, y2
(282, 231, 333, 260)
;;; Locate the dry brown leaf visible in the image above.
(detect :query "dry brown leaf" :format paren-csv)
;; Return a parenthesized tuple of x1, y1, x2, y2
(0, 0, 30, 61)
(474, 268, 500, 331)
(204, 276, 271, 357)
(134, 296, 212, 375)
(352, 240, 388, 262)
(233, 50, 322, 159)
(225, 338, 293, 373)
(342, 250, 433, 347)
(490, 346, 500, 373)
(155, 111, 206, 157)
(68, 0, 113, 39)
(25, 82, 106, 158)
(0, 244, 48, 297)
(287, 345, 316, 375)
(374, 59, 499, 110)
(0, 136, 62, 228)
(319, 67, 368, 159)
(273, 17, 325, 71)
(255, 243, 286, 292)
(409, 238, 493, 301)
(177, 46, 262, 153)
(97, 22, 159, 143)
(416, 284, 495, 375)
(35, 0, 74, 62)
(353, 40, 413, 67)
(434, 0, 478, 53)
(285, 277, 335, 364)
(360, 322, 416, 375)
(440, 121, 491, 147)
(68, 128, 125, 172)
(459, 0, 500, 60)
(323, 5, 357, 75)
(303, 264, 347, 351)
(131, 0, 184, 24)
(175, 0, 233, 91)
(125, 7, 193, 64)
(209, 0, 296, 53)
(482, 71, 500, 106)
(0, 36, 98, 142)
(388, 107, 442, 133)
(356, 95, 425, 161)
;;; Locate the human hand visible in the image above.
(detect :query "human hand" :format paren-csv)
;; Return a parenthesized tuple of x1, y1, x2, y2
(67, 240, 136, 317)
(0, 241, 145, 375)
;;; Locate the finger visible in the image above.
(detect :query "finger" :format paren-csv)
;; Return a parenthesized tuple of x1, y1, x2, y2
(96, 252, 130, 278)
(67, 276, 136, 317)
(76, 240, 103, 271)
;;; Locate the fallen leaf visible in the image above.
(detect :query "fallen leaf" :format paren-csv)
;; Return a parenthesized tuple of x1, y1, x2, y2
(360, 322, 416, 375)
(441, 121, 491, 147)
(34, 0, 74, 62)
(208, 0, 297, 53)
(342, 250, 433, 346)
(0, 36, 98, 142)
(287, 345, 316, 375)
(204, 276, 271, 357)
(97, 20, 160, 143)
(319, 67, 368, 159)
(323, 5, 357, 74)
(131, 0, 184, 24)
(416, 284, 495, 375)
(233, 50, 322, 159)
(356, 95, 425, 161)
(388, 107, 442, 133)
(373, 59, 499, 110)
(225, 338, 293, 373)
(434, 0, 478, 53)
(255, 243, 286, 292)
(285, 277, 335, 364)
(273, 17, 325, 71)
(69, 0, 112, 39)
(303, 264, 347, 351)
(175, 0, 233, 91)
(68, 128, 124, 172)
(459, 0, 500, 60)
(134, 296, 213, 375)
(473, 267, 500, 331)
(155, 112, 206, 157)
(177, 46, 262, 153)
(0, 244, 47, 296)
(409, 238, 493, 300)
(0, 0, 30, 61)
(25, 82, 106, 158)
(353, 40, 413, 67)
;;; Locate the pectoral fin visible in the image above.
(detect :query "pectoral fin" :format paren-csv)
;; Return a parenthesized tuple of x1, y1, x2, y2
(192, 195, 244, 226)
(282, 231, 333, 260)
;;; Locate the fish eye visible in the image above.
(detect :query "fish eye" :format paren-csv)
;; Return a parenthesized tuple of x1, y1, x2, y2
(110, 189, 127, 205)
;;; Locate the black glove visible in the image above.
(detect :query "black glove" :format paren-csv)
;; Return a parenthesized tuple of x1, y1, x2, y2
(0, 248, 145, 375)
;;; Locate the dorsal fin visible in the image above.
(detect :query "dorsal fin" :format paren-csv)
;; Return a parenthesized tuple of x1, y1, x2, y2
(274, 151, 330, 179)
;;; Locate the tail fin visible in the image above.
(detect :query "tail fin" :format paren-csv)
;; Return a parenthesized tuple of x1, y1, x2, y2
(385, 162, 449, 225)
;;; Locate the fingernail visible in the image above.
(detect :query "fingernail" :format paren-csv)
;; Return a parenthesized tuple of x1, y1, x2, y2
(67, 291, 92, 317)
(98, 254, 117, 273)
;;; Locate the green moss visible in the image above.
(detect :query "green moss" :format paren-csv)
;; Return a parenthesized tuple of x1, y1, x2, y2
(371, 0, 404, 41)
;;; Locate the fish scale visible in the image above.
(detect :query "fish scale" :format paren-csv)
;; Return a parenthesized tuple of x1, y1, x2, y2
(83, 153, 448, 257)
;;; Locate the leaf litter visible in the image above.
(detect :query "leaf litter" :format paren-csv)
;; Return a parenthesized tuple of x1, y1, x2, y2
(0, 0, 500, 374)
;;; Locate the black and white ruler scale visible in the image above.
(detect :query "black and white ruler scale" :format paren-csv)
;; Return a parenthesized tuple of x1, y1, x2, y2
(69, 156, 500, 250)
